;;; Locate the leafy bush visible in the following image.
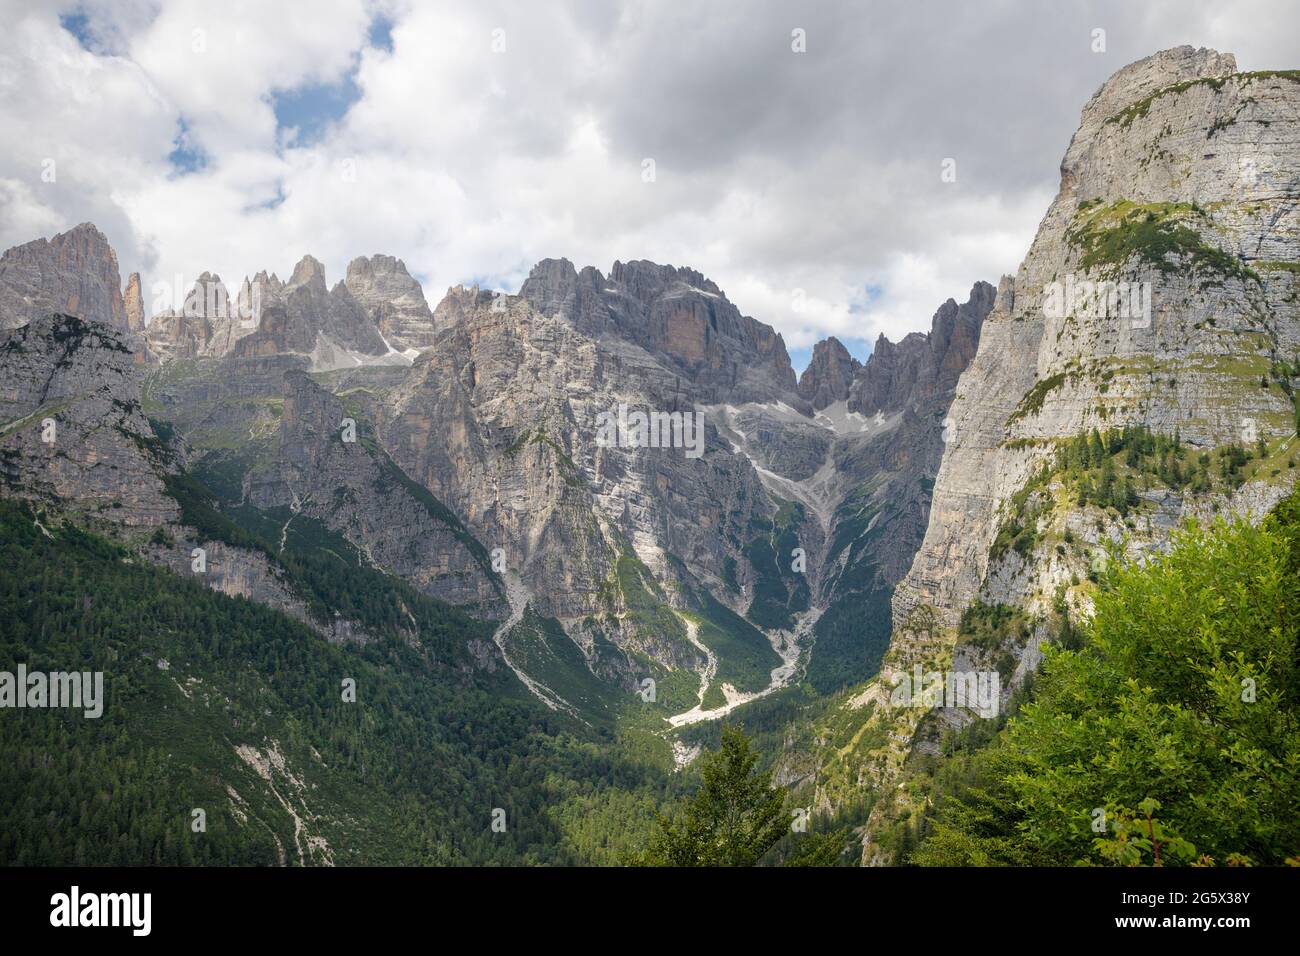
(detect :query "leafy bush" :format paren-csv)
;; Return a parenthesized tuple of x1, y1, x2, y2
(916, 489, 1300, 866)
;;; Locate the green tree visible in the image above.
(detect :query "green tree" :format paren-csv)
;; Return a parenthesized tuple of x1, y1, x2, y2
(1093, 798, 1198, 867)
(916, 489, 1300, 866)
(782, 829, 850, 867)
(641, 726, 788, 866)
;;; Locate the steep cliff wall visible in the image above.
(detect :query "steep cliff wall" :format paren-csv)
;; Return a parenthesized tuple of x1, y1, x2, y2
(806, 47, 1300, 863)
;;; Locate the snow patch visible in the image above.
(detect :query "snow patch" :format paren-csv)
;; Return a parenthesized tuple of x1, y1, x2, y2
(308, 332, 415, 372)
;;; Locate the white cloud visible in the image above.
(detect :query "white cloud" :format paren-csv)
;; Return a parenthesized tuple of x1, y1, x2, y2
(126, 0, 370, 152)
(1, 0, 1296, 366)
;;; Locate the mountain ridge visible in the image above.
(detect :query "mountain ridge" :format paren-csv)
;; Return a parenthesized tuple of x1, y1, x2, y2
(3, 43, 1292, 867)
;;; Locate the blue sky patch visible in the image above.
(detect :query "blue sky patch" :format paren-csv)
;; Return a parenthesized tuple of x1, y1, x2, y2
(368, 14, 395, 52)
(168, 118, 208, 175)
(271, 13, 393, 148)
(249, 183, 287, 213)
(59, 12, 96, 51)
(271, 74, 362, 147)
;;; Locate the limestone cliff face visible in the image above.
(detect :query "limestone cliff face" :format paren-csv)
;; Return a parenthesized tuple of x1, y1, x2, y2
(784, 283, 995, 698)
(0, 230, 988, 720)
(812, 47, 1300, 861)
(896, 47, 1298, 633)
(223, 256, 395, 370)
(0, 313, 423, 645)
(797, 338, 860, 410)
(856, 285, 993, 557)
(241, 369, 503, 611)
(145, 255, 418, 371)
(144, 535, 373, 642)
(370, 258, 993, 705)
(783, 284, 994, 676)
(0, 314, 176, 526)
(431, 284, 494, 328)
(126, 233, 984, 710)
(379, 276, 778, 675)
(849, 284, 992, 417)
(518, 257, 800, 404)
(344, 254, 437, 352)
(0, 224, 128, 332)
(145, 272, 260, 362)
(123, 272, 146, 333)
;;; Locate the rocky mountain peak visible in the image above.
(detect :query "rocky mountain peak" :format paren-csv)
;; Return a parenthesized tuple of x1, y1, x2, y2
(797, 336, 861, 410)
(253, 269, 283, 291)
(1081, 46, 1236, 129)
(512, 255, 798, 402)
(858, 48, 1300, 843)
(289, 254, 327, 290)
(993, 274, 1015, 314)
(345, 253, 436, 352)
(432, 284, 498, 328)
(930, 280, 994, 361)
(144, 269, 259, 363)
(346, 253, 396, 281)
(0, 222, 127, 332)
(849, 281, 994, 416)
(184, 273, 229, 317)
(603, 258, 797, 400)
(1061, 47, 1241, 195)
(518, 257, 580, 316)
(609, 260, 722, 305)
(123, 272, 145, 332)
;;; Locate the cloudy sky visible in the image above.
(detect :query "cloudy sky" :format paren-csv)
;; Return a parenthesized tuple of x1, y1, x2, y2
(1, 0, 1295, 370)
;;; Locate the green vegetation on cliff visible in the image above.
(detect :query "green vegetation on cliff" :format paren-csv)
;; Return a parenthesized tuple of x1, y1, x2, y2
(743, 498, 811, 631)
(990, 424, 1282, 563)
(1103, 70, 1300, 130)
(913, 489, 1300, 866)
(1065, 200, 1258, 285)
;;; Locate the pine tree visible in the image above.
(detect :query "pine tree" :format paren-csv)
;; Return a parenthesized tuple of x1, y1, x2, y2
(641, 726, 788, 866)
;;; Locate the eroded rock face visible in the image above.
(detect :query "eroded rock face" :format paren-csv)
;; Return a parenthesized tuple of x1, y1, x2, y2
(0, 315, 367, 657)
(372, 258, 990, 695)
(0, 314, 176, 526)
(345, 254, 437, 352)
(895, 47, 1299, 632)
(145, 256, 418, 371)
(225, 256, 395, 369)
(431, 284, 495, 328)
(241, 369, 504, 612)
(123, 272, 146, 333)
(787, 284, 995, 694)
(0, 230, 987, 717)
(145, 272, 261, 362)
(819, 47, 1300, 860)
(123, 236, 984, 702)
(517, 257, 800, 405)
(797, 338, 860, 410)
(145, 535, 359, 640)
(849, 283, 993, 416)
(0, 223, 127, 332)
(380, 283, 773, 672)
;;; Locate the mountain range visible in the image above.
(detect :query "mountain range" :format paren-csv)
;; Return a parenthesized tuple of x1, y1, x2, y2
(1, 46, 1296, 865)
